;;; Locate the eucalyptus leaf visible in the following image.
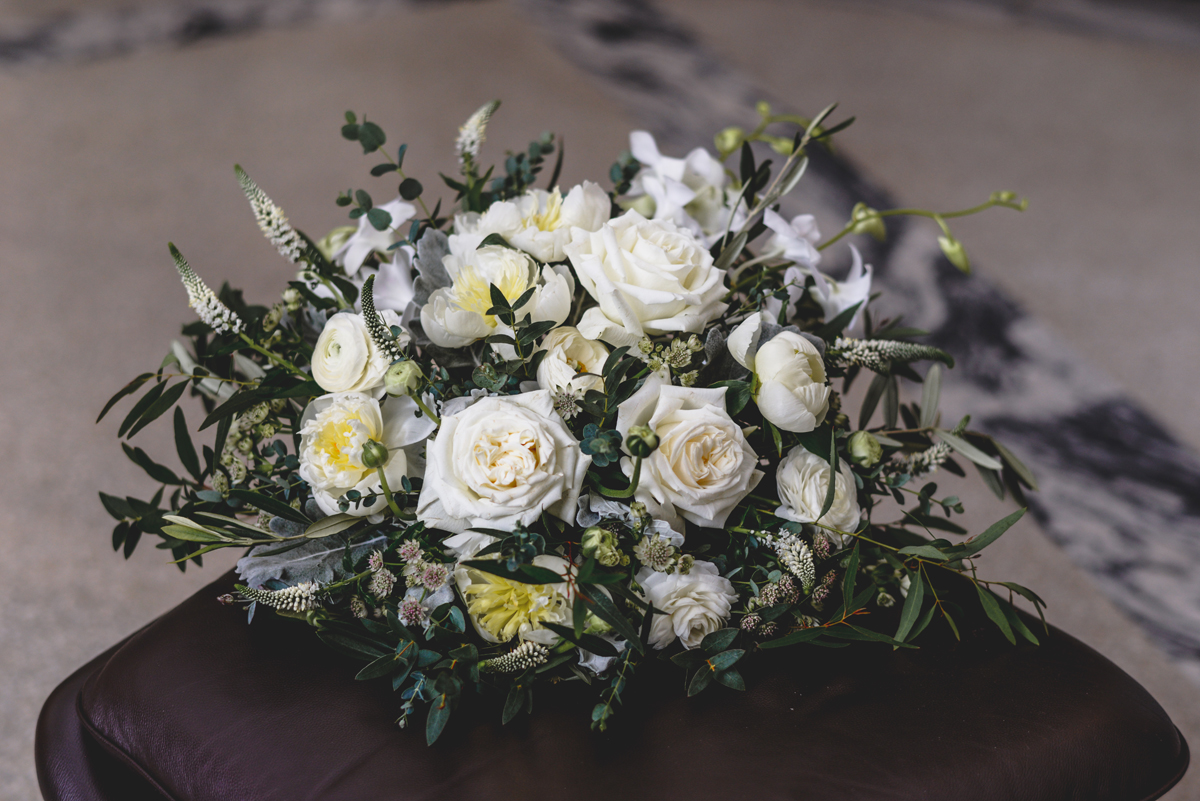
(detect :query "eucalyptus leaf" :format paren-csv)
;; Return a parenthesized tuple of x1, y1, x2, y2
(237, 532, 385, 587)
(936, 429, 1002, 471)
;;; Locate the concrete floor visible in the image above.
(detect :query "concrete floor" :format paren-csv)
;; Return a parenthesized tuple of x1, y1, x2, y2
(1, 0, 1198, 798)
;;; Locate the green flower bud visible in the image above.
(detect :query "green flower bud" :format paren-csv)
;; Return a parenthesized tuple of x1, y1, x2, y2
(850, 202, 886, 241)
(583, 614, 614, 636)
(262, 303, 283, 332)
(384, 360, 423, 397)
(626, 425, 659, 459)
(361, 439, 390, 469)
(581, 526, 618, 561)
(714, 126, 745, 155)
(618, 194, 656, 219)
(315, 225, 356, 263)
(281, 287, 303, 312)
(848, 430, 882, 467)
(938, 235, 970, 273)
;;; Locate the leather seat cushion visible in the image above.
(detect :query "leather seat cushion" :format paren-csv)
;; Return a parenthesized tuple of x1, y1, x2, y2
(53, 570, 1189, 800)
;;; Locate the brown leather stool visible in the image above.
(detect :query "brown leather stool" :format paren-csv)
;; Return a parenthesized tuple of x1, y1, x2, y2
(37, 570, 1189, 800)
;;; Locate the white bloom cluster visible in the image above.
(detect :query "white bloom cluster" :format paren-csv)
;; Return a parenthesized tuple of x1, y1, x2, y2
(170, 244, 243, 334)
(239, 582, 320, 613)
(235, 165, 304, 263)
(456, 99, 500, 169)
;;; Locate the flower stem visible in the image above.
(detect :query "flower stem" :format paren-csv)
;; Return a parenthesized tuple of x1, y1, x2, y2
(596, 456, 642, 499)
(412, 394, 441, 426)
(376, 466, 405, 518)
(239, 333, 303, 374)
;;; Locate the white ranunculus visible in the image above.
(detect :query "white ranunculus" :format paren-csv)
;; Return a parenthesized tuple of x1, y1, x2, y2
(455, 553, 574, 645)
(311, 310, 407, 396)
(333, 198, 418, 276)
(298, 392, 436, 518)
(420, 245, 573, 349)
(616, 376, 762, 529)
(447, 182, 609, 264)
(535, 326, 610, 395)
(637, 561, 737, 649)
(626, 131, 745, 246)
(566, 210, 727, 348)
(417, 391, 591, 533)
(776, 443, 861, 544)
(728, 312, 830, 433)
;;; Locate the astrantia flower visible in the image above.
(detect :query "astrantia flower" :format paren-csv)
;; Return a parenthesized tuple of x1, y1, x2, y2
(420, 562, 450, 591)
(397, 539, 423, 564)
(456, 554, 573, 645)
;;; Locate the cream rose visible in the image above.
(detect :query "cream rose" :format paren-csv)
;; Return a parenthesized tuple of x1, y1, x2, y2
(311, 310, 407, 395)
(637, 561, 737, 649)
(420, 245, 573, 349)
(728, 312, 830, 433)
(535, 326, 610, 395)
(565, 210, 727, 348)
(616, 376, 762, 529)
(776, 443, 861, 543)
(298, 392, 436, 518)
(417, 391, 591, 533)
(455, 553, 573, 645)
(451, 182, 609, 264)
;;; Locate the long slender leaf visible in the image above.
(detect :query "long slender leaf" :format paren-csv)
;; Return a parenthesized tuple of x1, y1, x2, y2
(842, 543, 860, 607)
(936, 429, 1002, 470)
(882, 376, 899, 428)
(989, 437, 1039, 491)
(894, 570, 926, 643)
(540, 622, 619, 657)
(959, 507, 1025, 557)
(126, 380, 188, 439)
(578, 585, 643, 653)
(461, 560, 564, 585)
(859, 373, 888, 429)
(426, 699, 451, 745)
(173, 407, 203, 482)
(919, 364, 942, 428)
(1000, 600, 1040, 645)
(304, 514, 359, 539)
(227, 488, 310, 524)
(975, 584, 1016, 644)
(97, 373, 153, 423)
(122, 443, 182, 485)
(819, 425, 839, 520)
(117, 381, 166, 438)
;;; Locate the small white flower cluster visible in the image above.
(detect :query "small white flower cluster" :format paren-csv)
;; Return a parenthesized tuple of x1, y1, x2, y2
(832, 337, 948, 373)
(757, 532, 817, 592)
(479, 641, 549, 674)
(456, 100, 500, 170)
(240, 581, 320, 613)
(235, 165, 305, 263)
(895, 440, 952, 478)
(171, 244, 244, 334)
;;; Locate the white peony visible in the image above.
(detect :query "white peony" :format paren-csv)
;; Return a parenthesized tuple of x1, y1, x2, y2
(450, 182, 609, 264)
(535, 326, 610, 395)
(566, 210, 727, 348)
(298, 392, 436, 518)
(776, 443, 861, 544)
(728, 312, 830, 433)
(417, 391, 591, 533)
(420, 244, 573, 349)
(455, 553, 573, 645)
(616, 376, 762, 529)
(311, 310, 407, 396)
(637, 561, 737, 649)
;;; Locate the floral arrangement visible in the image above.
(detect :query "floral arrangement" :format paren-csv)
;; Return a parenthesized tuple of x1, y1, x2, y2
(100, 100, 1042, 743)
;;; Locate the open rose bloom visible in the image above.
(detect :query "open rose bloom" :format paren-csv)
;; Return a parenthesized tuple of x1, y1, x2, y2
(105, 102, 1037, 742)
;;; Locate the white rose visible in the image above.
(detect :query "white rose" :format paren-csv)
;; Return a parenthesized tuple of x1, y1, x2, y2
(535, 326, 610, 395)
(311, 310, 407, 396)
(420, 245, 573, 349)
(776, 443, 861, 543)
(565, 210, 726, 348)
(455, 553, 574, 645)
(728, 312, 830, 433)
(616, 376, 762, 529)
(637, 561, 737, 649)
(417, 391, 591, 533)
(298, 392, 436, 518)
